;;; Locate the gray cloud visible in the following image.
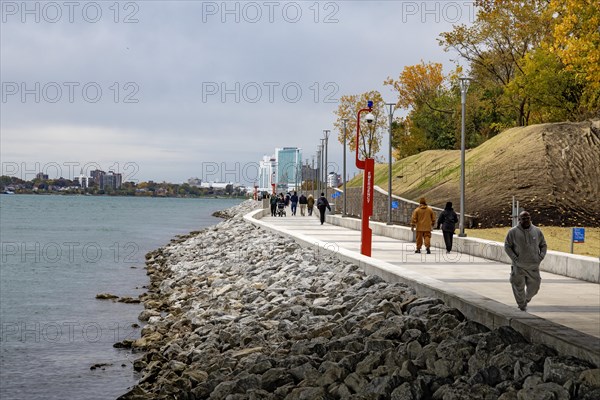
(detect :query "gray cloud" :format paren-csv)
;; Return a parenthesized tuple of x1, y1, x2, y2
(1, 0, 473, 183)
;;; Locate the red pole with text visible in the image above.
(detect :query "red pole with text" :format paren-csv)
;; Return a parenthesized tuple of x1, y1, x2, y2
(355, 101, 374, 257)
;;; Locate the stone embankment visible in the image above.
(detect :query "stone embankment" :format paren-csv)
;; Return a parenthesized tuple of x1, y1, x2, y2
(119, 200, 600, 399)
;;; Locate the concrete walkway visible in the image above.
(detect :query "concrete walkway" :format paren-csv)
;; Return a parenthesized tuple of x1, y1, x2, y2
(247, 210, 600, 367)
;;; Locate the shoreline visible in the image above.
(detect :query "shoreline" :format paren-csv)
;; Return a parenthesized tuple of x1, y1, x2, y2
(118, 200, 600, 399)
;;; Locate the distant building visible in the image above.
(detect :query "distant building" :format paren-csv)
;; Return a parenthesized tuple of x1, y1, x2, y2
(90, 170, 105, 186)
(258, 155, 277, 193)
(36, 172, 49, 180)
(76, 169, 89, 188)
(302, 162, 317, 183)
(102, 171, 122, 190)
(327, 172, 341, 188)
(275, 147, 302, 191)
(188, 177, 202, 187)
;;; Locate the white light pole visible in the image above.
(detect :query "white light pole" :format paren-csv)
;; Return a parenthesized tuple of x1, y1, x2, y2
(323, 130, 330, 198)
(459, 77, 471, 237)
(319, 139, 325, 194)
(386, 103, 396, 225)
(342, 119, 348, 216)
(316, 146, 321, 194)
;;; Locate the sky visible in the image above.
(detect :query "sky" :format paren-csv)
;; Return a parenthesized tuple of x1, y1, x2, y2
(1, 0, 476, 185)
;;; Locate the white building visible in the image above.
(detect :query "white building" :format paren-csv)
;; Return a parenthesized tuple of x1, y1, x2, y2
(76, 169, 88, 188)
(258, 155, 277, 193)
(327, 171, 341, 188)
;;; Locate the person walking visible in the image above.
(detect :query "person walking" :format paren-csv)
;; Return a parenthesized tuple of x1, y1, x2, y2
(269, 194, 278, 217)
(411, 197, 436, 254)
(437, 202, 459, 253)
(298, 193, 308, 216)
(504, 211, 547, 311)
(290, 191, 299, 216)
(307, 194, 315, 216)
(316, 192, 331, 225)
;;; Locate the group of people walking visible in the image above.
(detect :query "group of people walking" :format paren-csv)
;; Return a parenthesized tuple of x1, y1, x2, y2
(269, 191, 331, 224)
(268, 192, 547, 312)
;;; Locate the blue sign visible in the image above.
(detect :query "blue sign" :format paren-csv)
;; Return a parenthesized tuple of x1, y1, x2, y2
(572, 227, 585, 243)
(331, 192, 341, 199)
(391, 201, 399, 209)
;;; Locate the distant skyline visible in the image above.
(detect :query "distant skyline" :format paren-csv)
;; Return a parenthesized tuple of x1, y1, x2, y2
(1, 1, 475, 184)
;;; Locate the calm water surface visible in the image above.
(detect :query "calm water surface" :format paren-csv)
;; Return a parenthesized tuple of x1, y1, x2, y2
(0, 195, 243, 399)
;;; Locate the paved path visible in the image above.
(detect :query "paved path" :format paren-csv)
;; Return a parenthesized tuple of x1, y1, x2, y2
(256, 213, 600, 340)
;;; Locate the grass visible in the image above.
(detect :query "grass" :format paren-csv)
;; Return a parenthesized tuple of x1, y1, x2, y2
(465, 227, 600, 258)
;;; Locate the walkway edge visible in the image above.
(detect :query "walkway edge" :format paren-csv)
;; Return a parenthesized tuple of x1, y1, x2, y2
(245, 208, 600, 368)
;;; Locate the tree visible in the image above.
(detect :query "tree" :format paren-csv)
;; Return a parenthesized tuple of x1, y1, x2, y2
(439, 0, 554, 126)
(507, 48, 585, 122)
(333, 91, 386, 160)
(384, 61, 453, 115)
(385, 61, 461, 149)
(391, 117, 429, 159)
(547, 0, 600, 112)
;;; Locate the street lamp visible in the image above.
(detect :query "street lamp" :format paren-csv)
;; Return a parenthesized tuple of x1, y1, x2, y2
(342, 118, 348, 216)
(323, 130, 330, 198)
(316, 145, 321, 194)
(459, 77, 471, 237)
(319, 139, 325, 193)
(385, 103, 396, 225)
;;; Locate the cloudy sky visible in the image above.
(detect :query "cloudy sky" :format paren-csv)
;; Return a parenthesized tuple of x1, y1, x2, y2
(1, 1, 475, 185)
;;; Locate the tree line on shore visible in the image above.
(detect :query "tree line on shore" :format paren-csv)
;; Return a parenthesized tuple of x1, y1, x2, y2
(0, 175, 246, 198)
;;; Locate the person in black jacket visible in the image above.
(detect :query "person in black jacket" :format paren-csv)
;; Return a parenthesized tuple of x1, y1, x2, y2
(437, 202, 459, 253)
(316, 192, 331, 225)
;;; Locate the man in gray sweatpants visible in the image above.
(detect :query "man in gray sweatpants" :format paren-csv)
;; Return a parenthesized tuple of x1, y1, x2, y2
(504, 211, 547, 311)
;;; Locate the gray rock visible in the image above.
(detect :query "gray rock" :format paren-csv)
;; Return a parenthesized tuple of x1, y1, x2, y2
(517, 382, 569, 400)
(543, 356, 593, 385)
(261, 368, 294, 392)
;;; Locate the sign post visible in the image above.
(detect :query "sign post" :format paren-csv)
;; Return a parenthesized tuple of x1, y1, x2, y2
(355, 101, 374, 256)
(571, 227, 585, 254)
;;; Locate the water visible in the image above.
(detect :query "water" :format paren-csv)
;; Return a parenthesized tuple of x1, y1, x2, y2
(0, 195, 243, 399)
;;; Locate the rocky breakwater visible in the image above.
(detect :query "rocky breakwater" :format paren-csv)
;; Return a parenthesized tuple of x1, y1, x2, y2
(120, 200, 600, 399)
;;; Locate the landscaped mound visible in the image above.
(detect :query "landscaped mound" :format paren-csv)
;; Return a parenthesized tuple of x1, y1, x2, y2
(367, 120, 600, 227)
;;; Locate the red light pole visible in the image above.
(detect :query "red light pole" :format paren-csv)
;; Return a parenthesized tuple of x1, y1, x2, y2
(355, 101, 375, 256)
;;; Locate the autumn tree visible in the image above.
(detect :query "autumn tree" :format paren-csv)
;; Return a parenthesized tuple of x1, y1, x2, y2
(547, 0, 600, 113)
(385, 61, 461, 150)
(333, 91, 386, 159)
(439, 0, 554, 126)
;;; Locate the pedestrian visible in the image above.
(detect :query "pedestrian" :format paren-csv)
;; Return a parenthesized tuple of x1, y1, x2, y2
(316, 192, 331, 225)
(285, 193, 290, 207)
(290, 191, 299, 216)
(307, 194, 315, 216)
(269, 194, 278, 217)
(411, 197, 436, 254)
(299, 193, 308, 216)
(504, 211, 547, 311)
(437, 202, 458, 253)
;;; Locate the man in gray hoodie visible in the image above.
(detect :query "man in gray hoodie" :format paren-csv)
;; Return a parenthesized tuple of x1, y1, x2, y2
(504, 211, 547, 311)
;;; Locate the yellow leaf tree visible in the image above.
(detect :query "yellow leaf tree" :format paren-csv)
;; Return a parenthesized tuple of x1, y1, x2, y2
(548, 0, 600, 110)
(333, 91, 386, 160)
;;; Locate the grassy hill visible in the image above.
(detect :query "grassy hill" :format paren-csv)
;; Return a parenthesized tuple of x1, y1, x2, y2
(349, 120, 600, 228)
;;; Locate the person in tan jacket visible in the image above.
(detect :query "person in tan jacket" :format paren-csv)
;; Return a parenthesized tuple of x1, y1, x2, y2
(411, 197, 436, 254)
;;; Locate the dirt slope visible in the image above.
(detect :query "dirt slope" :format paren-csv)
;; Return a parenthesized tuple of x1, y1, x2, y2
(355, 120, 600, 228)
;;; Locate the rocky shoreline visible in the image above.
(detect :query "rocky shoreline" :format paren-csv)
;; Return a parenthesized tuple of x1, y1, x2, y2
(119, 200, 599, 399)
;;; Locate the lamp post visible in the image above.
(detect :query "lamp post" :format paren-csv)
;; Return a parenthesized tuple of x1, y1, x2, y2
(319, 139, 325, 194)
(355, 101, 375, 256)
(323, 130, 330, 198)
(316, 145, 321, 194)
(342, 118, 348, 216)
(459, 77, 471, 237)
(386, 103, 396, 225)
